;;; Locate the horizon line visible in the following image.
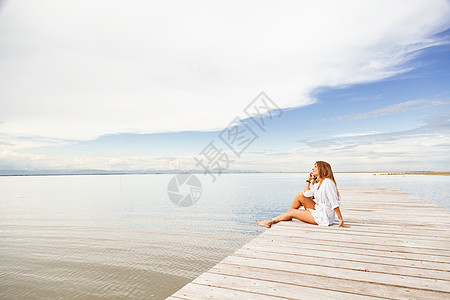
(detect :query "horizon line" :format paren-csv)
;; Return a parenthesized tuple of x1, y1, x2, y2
(0, 169, 448, 177)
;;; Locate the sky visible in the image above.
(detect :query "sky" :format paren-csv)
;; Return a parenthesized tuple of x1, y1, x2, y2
(0, 0, 450, 173)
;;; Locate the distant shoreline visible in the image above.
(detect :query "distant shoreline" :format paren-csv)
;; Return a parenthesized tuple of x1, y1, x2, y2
(376, 172, 450, 176)
(0, 171, 449, 177)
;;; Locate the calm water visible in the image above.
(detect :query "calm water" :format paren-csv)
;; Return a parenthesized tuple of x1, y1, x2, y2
(0, 173, 449, 299)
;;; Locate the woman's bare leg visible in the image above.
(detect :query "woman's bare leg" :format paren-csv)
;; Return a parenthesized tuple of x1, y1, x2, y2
(273, 208, 317, 225)
(256, 210, 293, 228)
(256, 208, 317, 228)
(290, 192, 316, 210)
(257, 192, 317, 228)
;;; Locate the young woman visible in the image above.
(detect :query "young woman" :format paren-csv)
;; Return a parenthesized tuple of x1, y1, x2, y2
(256, 161, 349, 228)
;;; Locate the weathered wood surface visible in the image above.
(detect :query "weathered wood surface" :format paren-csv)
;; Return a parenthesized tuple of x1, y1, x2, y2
(168, 188, 450, 299)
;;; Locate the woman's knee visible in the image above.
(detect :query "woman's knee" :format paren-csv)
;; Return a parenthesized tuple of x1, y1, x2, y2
(282, 209, 294, 221)
(297, 192, 309, 204)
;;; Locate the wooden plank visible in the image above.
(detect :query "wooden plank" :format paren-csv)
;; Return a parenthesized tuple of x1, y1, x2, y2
(190, 273, 381, 300)
(265, 227, 450, 253)
(221, 255, 450, 293)
(169, 282, 281, 300)
(273, 222, 450, 242)
(169, 188, 450, 299)
(249, 236, 450, 263)
(262, 228, 450, 250)
(339, 214, 450, 223)
(281, 219, 450, 236)
(208, 263, 446, 300)
(235, 247, 450, 280)
(254, 231, 450, 257)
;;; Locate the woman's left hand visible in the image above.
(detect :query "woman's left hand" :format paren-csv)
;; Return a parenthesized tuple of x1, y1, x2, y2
(339, 219, 350, 228)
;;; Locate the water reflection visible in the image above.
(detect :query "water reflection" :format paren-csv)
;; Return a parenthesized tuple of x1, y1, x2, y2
(0, 173, 448, 299)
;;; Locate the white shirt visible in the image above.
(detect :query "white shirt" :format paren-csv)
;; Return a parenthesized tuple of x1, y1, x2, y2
(303, 178, 340, 226)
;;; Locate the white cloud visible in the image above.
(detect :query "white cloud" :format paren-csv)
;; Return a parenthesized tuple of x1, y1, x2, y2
(225, 133, 450, 172)
(336, 100, 450, 121)
(0, 0, 450, 142)
(333, 131, 382, 138)
(1, 110, 448, 172)
(0, 148, 197, 171)
(0, 149, 46, 170)
(283, 111, 450, 171)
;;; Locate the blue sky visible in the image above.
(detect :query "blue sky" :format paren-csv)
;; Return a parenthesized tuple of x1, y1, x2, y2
(1, 1, 449, 172)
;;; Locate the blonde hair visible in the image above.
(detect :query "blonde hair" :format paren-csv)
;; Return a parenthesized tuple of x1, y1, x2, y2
(314, 161, 340, 199)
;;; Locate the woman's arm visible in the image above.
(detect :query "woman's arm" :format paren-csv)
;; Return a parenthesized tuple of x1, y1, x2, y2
(334, 207, 350, 228)
(304, 172, 314, 193)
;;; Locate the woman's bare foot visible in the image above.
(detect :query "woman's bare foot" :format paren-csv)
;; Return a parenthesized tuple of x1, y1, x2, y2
(256, 219, 274, 228)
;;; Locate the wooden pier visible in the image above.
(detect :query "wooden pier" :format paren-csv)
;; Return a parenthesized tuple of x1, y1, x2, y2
(168, 188, 450, 299)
